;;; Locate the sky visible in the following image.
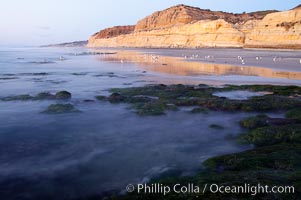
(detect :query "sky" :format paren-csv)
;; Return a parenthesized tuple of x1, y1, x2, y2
(0, 0, 300, 46)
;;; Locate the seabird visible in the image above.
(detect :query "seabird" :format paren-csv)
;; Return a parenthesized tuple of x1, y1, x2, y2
(241, 58, 245, 65)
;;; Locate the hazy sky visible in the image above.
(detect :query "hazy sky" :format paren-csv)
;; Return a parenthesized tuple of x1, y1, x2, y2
(0, 0, 299, 46)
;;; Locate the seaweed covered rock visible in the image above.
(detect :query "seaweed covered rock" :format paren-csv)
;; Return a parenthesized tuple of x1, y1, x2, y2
(42, 104, 79, 114)
(35, 92, 55, 100)
(202, 143, 301, 197)
(134, 102, 166, 116)
(108, 93, 126, 103)
(0, 91, 73, 101)
(209, 124, 224, 129)
(0, 94, 34, 101)
(55, 91, 72, 99)
(286, 108, 301, 121)
(95, 95, 107, 101)
(204, 143, 301, 172)
(96, 84, 301, 116)
(240, 114, 269, 129)
(239, 125, 301, 147)
(89, 84, 301, 199)
(190, 107, 209, 114)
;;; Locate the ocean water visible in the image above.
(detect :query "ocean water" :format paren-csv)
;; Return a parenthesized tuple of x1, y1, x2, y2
(0, 47, 299, 199)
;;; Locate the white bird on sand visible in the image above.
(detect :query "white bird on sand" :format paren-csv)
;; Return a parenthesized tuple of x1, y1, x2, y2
(299, 59, 301, 64)
(273, 57, 277, 62)
(120, 59, 124, 64)
(151, 55, 159, 62)
(241, 58, 245, 65)
(59, 56, 65, 60)
(205, 55, 213, 60)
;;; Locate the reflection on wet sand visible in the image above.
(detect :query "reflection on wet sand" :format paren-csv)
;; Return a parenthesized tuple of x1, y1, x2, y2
(98, 51, 301, 80)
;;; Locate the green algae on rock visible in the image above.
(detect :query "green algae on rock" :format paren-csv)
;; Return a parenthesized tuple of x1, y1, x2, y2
(90, 84, 301, 200)
(190, 107, 209, 114)
(96, 84, 301, 116)
(286, 108, 301, 121)
(240, 114, 269, 129)
(239, 124, 301, 147)
(102, 122, 301, 200)
(42, 103, 79, 114)
(55, 91, 72, 99)
(0, 94, 34, 101)
(35, 92, 56, 100)
(0, 91, 72, 101)
(209, 124, 225, 129)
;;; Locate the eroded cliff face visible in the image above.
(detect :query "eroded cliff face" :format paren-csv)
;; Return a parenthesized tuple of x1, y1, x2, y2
(88, 19, 245, 48)
(134, 4, 275, 32)
(245, 7, 301, 48)
(87, 5, 301, 49)
(91, 26, 135, 39)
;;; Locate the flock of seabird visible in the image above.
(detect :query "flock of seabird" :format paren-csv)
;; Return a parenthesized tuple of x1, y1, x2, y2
(116, 53, 301, 65)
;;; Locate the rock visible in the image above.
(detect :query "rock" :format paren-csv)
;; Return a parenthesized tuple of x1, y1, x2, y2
(190, 107, 209, 114)
(83, 99, 95, 103)
(1, 94, 34, 101)
(43, 104, 78, 114)
(240, 114, 269, 129)
(239, 124, 301, 147)
(55, 91, 72, 99)
(209, 124, 224, 129)
(95, 84, 301, 116)
(286, 108, 301, 121)
(108, 93, 125, 103)
(135, 102, 166, 116)
(35, 92, 55, 100)
(95, 96, 107, 101)
(266, 117, 297, 125)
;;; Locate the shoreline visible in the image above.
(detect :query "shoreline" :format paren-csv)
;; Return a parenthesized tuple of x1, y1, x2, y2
(87, 46, 301, 52)
(92, 48, 301, 85)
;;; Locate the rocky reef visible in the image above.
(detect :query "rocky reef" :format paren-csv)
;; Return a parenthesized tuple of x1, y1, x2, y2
(88, 4, 301, 49)
(96, 84, 301, 116)
(75, 83, 301, 199)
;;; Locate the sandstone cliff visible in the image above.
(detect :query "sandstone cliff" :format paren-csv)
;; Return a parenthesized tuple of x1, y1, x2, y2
(134, 4, 270, 31)
(89, 19, 245, 48)
(91, 25, 135, 39)
(245, 7, 301, 48)
(87, 4, 301, 49)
